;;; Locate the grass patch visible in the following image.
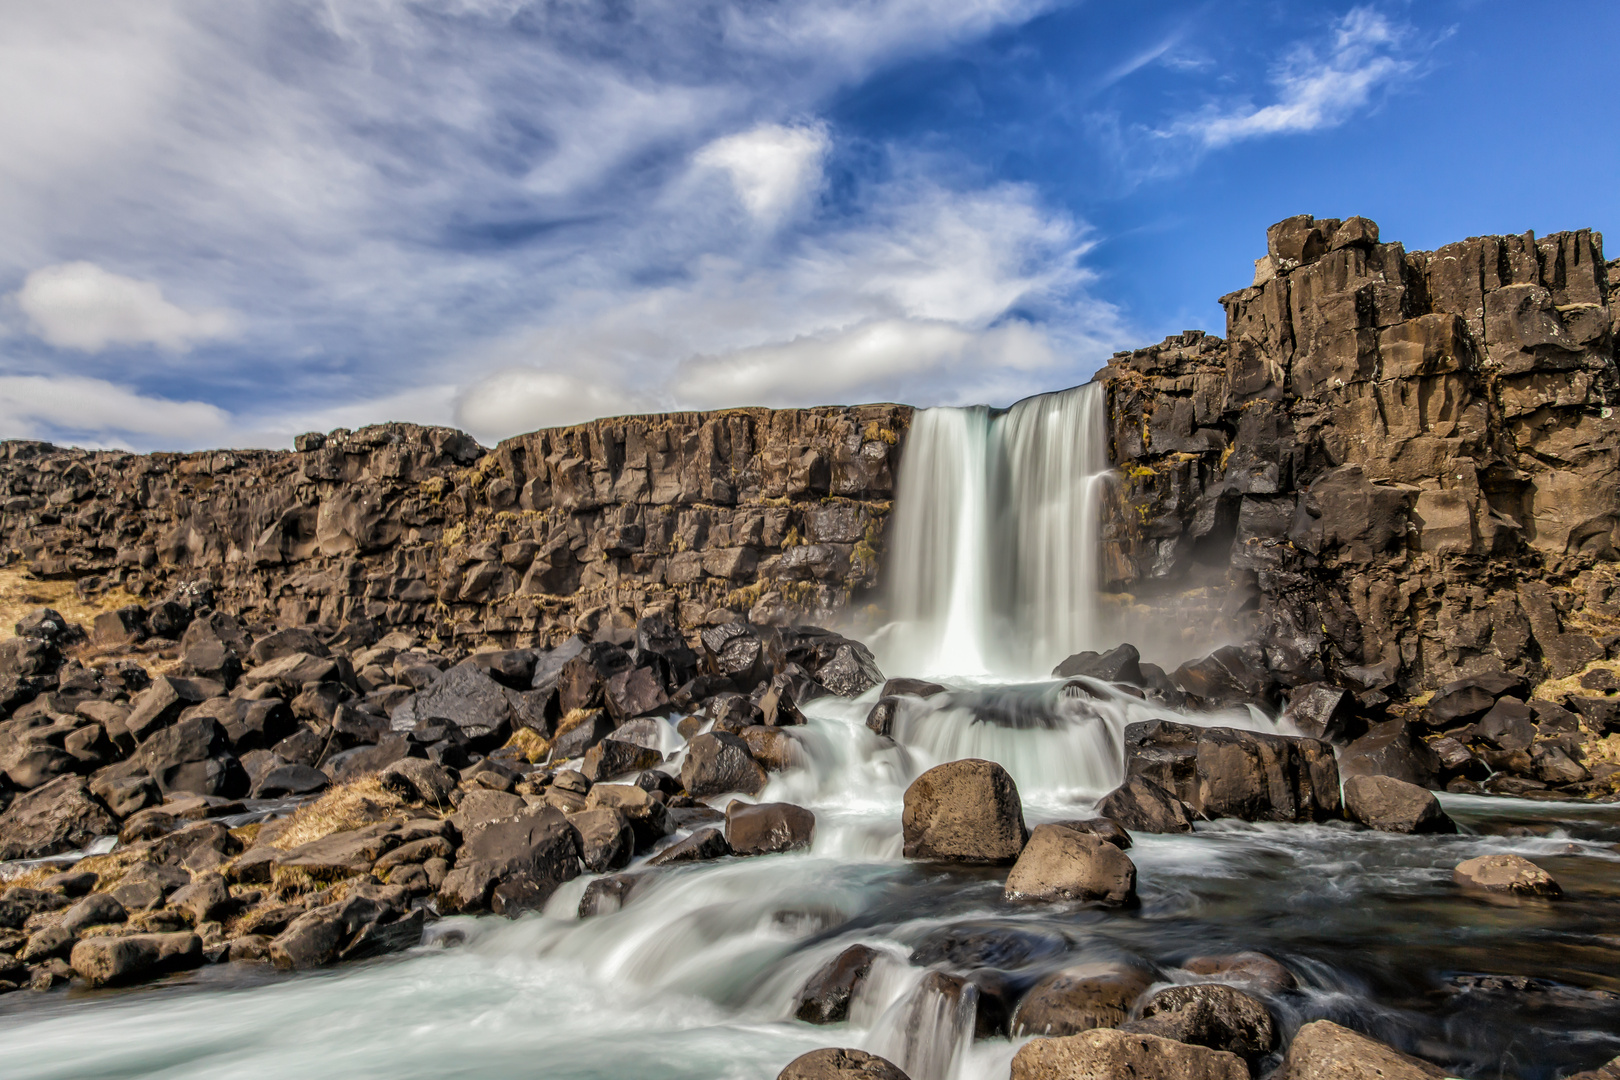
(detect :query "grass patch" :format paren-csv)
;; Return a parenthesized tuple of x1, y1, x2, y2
(0, 566, 140, 641)
(264, 776, 405, 852)
(504, 726, 549, 764)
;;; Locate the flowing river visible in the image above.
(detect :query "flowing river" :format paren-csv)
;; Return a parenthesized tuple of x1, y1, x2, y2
(3, 386, 1619, 1078)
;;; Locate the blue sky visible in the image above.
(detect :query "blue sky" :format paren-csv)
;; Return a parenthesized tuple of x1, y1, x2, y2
(1, 0, 1615, 450)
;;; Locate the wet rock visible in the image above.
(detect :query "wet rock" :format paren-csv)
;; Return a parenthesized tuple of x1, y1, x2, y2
(909, 923, 1069, 971)
(1096, 775, 1193, 834)
(1118, 720, 1339, 823)
(577, 873, 636, 917)
(251, 763, 331, 799)
(649, 826, 731, 865)
(1567, 1054, 1620, 1080)
(1121, 983, 1277, 1064)
(439, 805, 580, 915)
(813, 641, 885, 698)
(881, 678, 948, 699)
(794, 944, 880, 1024)
(1011, 1028, 1248, 1080)
(1048, 817, 1130, 850)
(1004, 824, 1136, 906)
(1343, 774, 1456, 834)
(1012, 963, 1155, 1036)
(681, 731, 768, 799)
(1453, 853, 1562, 897)
(1053, 644, 1143, 685)
(1181, 952, 1297, 992)
(1278, 1019, 1445, 1079)
(777, 1048, 910, 1080)
(725, 801, 814, 856)
(740, 725, 804, 772)
(582, 738, 662, 783)
(0, 775, 118, 860)
(547, 708, 616, 761)
(604, 665, 671, 722)
(70, 932, 203, 988)
(864, 697, 903, 738)
(901, 759, 1026, 864)
(1339, 719, 1442, 788)
(1283, 683, 1358, 741)
(567, 807, 635, 872)
(389, 664, 517, 751)
(139, 716, 247, 799)
(270, 895, 389, 970)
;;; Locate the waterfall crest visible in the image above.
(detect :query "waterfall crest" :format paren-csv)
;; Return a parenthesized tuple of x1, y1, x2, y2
(879, 382, 1111, 679)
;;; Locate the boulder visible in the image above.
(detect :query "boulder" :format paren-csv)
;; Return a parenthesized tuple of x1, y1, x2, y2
(70, 932, 203, 988)
(567, 807, 635, 872)
(1012, 963, 1154, 1036)
(1278, 1019, 1445, 1079)
(681, 731, 768, 799)
(139, 716, 247, 799)
(582, 738, 662, 783)
(1118, 720, 1340, 823)
(1048, 817, 1131, 850)
(1053, 644, 1143, 685)
(389, 664, 522, 750)
(1096, 775, 1192, 834)
(740, 725, 804, 772)
(725, 801, 815, 856)
(1283, 683, 1358, 741)
(577, 873, 636, 917)
(1453, 854, 1562, 897)
(1343, 774, 1456, 834)
(1337, 719, 1442, 789)
(1567, 1055, 1620, 1080)
(794, 944, 881, 1024)
(881, 678, 948, 699)
(438, 805, 582, 916)
(1121, 984, 1277, 1064)
(1004, 824, 1137, 906)
(649, 826, 731, 865)
(276, 823, 401, 877)
(270, 895, 390, 970)
(378, 757, 457, 806)
(584, 783, 672, 849)
(1181, 952, 1296, 992)
(0, 775, 117, 859)
(59, 891, 127, 932)
(604, 665, 670, 722)
(547, 708, 617, 761)
(901, 759, 1026, 863)
(777, 1048, 910, 1080)
(248, 628, 329, 666)
(168, 872, 236, 924)
(1010, 1029, 1247, 1080)
(124, 676, 216, 743)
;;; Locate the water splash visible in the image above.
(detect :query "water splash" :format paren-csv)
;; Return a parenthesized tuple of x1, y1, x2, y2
(879, 383, 1111, 679)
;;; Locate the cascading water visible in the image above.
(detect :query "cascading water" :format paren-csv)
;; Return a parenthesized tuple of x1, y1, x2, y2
(5, 383, 1620, 1080)
(879, 383, 1111, 679)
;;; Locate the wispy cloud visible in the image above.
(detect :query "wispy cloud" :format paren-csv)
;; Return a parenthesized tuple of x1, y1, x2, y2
(16, 262, 236, 352)
(1164, 7, 1415, 148)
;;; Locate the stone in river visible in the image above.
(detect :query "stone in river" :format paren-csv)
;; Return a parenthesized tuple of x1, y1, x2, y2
(794, 943, 880, 1024)
(1003, 824, 1136, 906)
(1277, 1019, 1446, 1079)
(1010, 1028, 1247, 1080)
(777, 1048, 910, 1080)
(1453, 853, 1562, 897)
(1121, 983, 1278, 1065)
(1343, 774, 1456, 834)
(901, 758, 1026, 863)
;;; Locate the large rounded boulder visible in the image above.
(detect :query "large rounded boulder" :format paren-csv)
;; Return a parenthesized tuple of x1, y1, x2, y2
(1343, 774, 1456, 834)
(1004, 824, 1136, 906)
(1010, 1029, 1247, 1080)
(901, 759, 1026, 863)
(778, 1048, 910, 1080)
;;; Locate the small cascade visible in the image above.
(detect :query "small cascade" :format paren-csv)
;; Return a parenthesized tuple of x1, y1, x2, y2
(878, 382, 1111, 679)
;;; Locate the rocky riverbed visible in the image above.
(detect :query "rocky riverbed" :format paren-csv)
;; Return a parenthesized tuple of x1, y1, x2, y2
(3, 596, 1620, 1078)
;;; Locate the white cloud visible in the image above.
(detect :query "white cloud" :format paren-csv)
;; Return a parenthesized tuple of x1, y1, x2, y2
(455, 370, 652, 438)
(1166, 7, 1413, 148)
(0, 374, 229, 443)
(16, 262, 236, 352)
(695, 123, 830, 225)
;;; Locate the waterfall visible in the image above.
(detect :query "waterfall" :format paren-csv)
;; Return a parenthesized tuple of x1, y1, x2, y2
(879, 382, 1111, 679)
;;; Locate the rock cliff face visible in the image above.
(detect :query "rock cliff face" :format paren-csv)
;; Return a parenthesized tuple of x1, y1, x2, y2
(1100, 216, 1618, 698)
(0, 407, 909, 648)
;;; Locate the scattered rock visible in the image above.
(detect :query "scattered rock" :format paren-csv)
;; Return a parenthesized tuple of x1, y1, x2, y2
(438, 805, 582, 916)
(1343, 774, 1457, 834)
(649, 826, 730, 865)
(1277, 1019, 1445, 1079)
(681, 731, 768, 799)
(1012, 963, 1154, 1036)
(1010, 1028, 1247, 1080)
(777, 1048, 910, 1080)
(1121, 983, 1277, 1064)
(70, 932, 203, 988)
(0, 775, 118, 860)
(1181, 952, 1296, 992)
(794, 944, 880, 1024)
(1052, 644, 1143, 685)
(1096, 775, 1192, 834)
(1004, 824, 1136, 906)
(901, 759, 1026, 863)
(1453, 854, 1562, 897)
(724, 801, 815, 856)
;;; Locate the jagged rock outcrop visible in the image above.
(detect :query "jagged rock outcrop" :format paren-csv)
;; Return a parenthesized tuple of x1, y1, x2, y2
(1, 407, 908, 647)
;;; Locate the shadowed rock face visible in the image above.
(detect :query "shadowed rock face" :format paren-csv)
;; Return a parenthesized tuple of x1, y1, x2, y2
(1099, 219, 1619, 700)
(0, 407, 909, 648)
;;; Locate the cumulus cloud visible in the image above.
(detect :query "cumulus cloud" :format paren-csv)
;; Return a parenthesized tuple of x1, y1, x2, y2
(0, 374, 229, 444)
(695, 123, 831, 225)
(1165, 7, 1414, 148)
(16, 262, 236, 352)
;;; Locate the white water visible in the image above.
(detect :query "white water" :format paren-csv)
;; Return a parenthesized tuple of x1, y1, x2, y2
(879, 383, 1111, 679)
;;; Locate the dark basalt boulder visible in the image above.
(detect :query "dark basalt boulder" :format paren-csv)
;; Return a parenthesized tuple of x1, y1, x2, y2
(649, 826, 730, 865)
(577, 873, 636, 917)
(70, 931, 203, 988)
(124, 676, 218, 743)
(1118, 720, 1340, 822)
(1339, 719, 1442, 788)
(547, 708, 616, 761)
(1282, 682, 1359, 741)
(1172, 645, 1279, 710)
(795, 943, 881, 1024)
(459, 649, 540, 690)
(603, 665, 670, 722)
(701, 623, 772, 688)
(1343, 774, 1456, 834)
(139, 716, 247, 799)
(632, 615, 699, 688)
(901, 759, 1026, 863)
(566, 807, 635, 872)
(724, 801, 814, 856)
(880, 678, 948, 699)
(581, 738, 662, 783)
(438, 805, 582, 916)
(251, 763, 332, 799)
(1053, 644, 1143, 685)
(777, 1049, 910, 1080)
(1121, 984, 1277, 1066)
(681, 732, 768, 799)
(0, 775, 118, 859)
(389, 665, 520, 751)
(583, 784, 671, 850)
(248, 628, 330, 667)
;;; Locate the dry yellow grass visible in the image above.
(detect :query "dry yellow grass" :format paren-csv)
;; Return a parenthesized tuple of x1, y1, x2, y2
(1532, 657, 1619, 706)
(504, 726, 549, 763)
(263, 776, 405, 851)
(0, 566, 140, 641)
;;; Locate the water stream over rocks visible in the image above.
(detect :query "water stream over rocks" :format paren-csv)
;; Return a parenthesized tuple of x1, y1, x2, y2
(4, 391, 1620, 1079)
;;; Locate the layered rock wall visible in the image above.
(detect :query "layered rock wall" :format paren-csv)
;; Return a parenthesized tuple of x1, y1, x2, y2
(1101, 216, 1619, 697)
(0, 407, 909, 648)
